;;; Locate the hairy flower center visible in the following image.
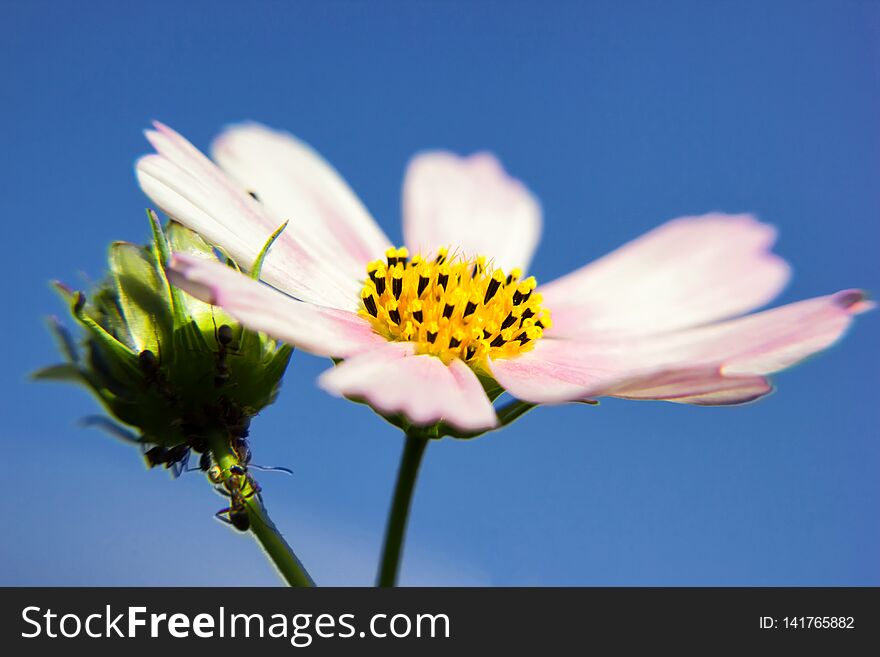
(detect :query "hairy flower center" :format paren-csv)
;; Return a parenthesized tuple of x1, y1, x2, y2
(359, 246, 551, 365)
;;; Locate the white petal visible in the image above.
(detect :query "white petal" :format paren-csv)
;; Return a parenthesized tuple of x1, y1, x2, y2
(212, 123, 392, 280)
(319, 342, 498, 432)
(137, 122, 361, 311)
(539, 214, 791, 338)
(167, 253, 386, 357)
(402, 151, 541, 272)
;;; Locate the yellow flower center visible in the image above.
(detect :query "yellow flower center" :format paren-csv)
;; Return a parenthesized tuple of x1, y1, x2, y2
(359, 246, 551, 366)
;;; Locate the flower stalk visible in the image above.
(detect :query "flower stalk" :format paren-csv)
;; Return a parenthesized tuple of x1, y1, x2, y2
(377, 432, 430, 587)
(206, 428, 314, 587)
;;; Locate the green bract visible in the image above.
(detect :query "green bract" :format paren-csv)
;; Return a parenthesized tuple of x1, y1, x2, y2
(35, 211, 292, 457)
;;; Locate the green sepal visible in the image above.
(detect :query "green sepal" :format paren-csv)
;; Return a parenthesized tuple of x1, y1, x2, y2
(148, 210, 191, 331)
(109, 241, 172, 353)
(46, 316, 79, 363)
(79, 415, 141, 444)
(164, 220, 225, 326)
(251, 221, 289, 280)
(264, 344, 294, 383)
(495, 399, 538, 426)
(67, 289, 142, 389)
(31, 363, 84, 383)
(475, 370, 506, 403)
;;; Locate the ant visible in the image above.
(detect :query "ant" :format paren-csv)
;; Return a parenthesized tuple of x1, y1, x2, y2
(186, 450, 213, 474)
(143, 444, 190, 477)
(81, 415, 194, 478)
(138, 349, 159, 376)
(214, 322, 234, 388)
(180, 423, 209, 454)
(231, 435, 251, 466)
(138, 347, 177, 402)
(225, 466, 262, 502)
(216, 488, 251, 531)
(230, 433, 293, 476)
(214, 467, 261, 532)
(230, 416, 251, 440)
(190, 451, 225, 485)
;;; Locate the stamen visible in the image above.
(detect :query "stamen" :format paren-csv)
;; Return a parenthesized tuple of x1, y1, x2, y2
(484, 269, 504, 304)
(418, 273, 430, 297)
(387, 299, 401, 325)
(392, 266, 403, 299)
(449, 330, 463, 349)
(361, 289, 378, 317)
(358, 246, 549, 364)
(470, 256, 486, 278)
(427, 322, 439, 343)
(511, 276, 536, 305)
(374, 265, 387, 295)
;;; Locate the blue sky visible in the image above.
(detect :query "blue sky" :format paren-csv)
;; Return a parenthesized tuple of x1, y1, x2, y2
(2, 0, 878, 585)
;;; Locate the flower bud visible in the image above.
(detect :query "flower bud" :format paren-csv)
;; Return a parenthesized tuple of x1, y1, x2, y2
(35, 211, 292, 470)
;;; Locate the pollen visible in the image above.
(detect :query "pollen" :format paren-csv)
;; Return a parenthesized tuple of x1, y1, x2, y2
(359, 246, 552, 365)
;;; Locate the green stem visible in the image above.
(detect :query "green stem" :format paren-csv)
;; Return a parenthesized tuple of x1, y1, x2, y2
(377, 432, 429, 587)
(207, 429, 315, 587)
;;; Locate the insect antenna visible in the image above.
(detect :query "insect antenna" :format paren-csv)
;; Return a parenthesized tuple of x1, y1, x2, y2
(247, 463, 294, 476)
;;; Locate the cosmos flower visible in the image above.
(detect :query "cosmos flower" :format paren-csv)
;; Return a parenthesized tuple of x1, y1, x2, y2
(136, 122, 870, 436)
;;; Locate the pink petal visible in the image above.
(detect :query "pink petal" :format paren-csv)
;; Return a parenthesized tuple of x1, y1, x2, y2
(319, 342, 499, 432)
(167, 253, 386, 358)
(137, 122, 362, 311)
(490, 290, 869, 404)
(539, 214, 791, 339)
(649, 289, 872, 376)
(488, 338, 635, 404)
(211, 123, 392, 280)
(489, 346, 771, 405)
(402, 151, 541, 272)
(608, 368, 772, 405)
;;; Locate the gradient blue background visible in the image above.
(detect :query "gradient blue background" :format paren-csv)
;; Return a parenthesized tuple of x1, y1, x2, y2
(2, 0, 877, 585)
